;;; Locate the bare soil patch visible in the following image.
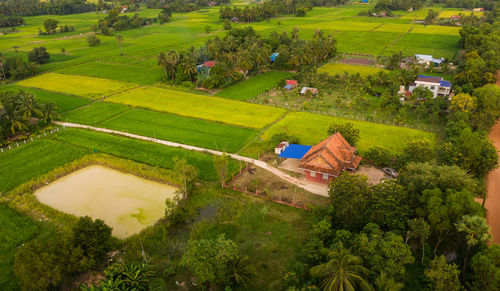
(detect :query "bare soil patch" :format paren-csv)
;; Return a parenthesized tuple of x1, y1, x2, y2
(355, 165, 385, 184)
(485, 120, 500, 244)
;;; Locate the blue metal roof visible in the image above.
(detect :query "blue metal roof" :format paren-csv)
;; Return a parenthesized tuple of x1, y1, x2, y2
(284, 84, 293, 90)
(440, 80, 452, 87)
(279, 144, 312, 159)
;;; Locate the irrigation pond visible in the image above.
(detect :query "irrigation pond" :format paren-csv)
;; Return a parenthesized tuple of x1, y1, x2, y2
(35, 165, 177, 238)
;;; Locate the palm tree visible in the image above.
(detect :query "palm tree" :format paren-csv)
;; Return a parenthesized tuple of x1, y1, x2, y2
(375, 272, 403, 291)
(166, 49, 179, 82)
(16, 90, 41, 118)
(115, 34, 123, 56)
(41, 102, 59, 123)
(229, 256, 256, 287)
(158, 52, 169, 79)
(2, 102, 27, 135)
(310, 245, 372, 291)
(455, 215, 491, 275)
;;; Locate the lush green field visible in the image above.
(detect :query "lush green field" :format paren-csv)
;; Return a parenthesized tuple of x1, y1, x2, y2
(260, 112, 435, 154)
(0, 204, 40, 290)
(0, 139, 88, 192)
(62, 101, 130, 125)
(106, 86, 285, 128)
(57, 61, 163, 85)
(318, 63, 389, 76)
(0, 85, 91, 113)
(17, 73, 138, 99)
(100, 108, 257, 152)
(52, 129, 240, 181)
(216, 71, 291, 101)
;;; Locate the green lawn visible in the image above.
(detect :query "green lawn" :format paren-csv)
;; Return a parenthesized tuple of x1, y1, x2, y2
(52, 129, 240, 181)
(216, 71, 291, 101)
(318, 63, 389, 77)
(0, 204, 41, 290)
(0, 85, 91, 113)
(106, 86, 285, 129)
(260, 112, 435, 154)
(100, 108, 257, 153)
(17, 73, 138, 99)
(0, 139, 88, 193)
(62, 101, 131, 125)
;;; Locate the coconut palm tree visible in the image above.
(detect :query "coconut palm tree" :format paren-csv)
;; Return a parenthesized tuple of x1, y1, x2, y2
(41, 102, 59, 123)
(166, 49, 179, 82)
(229, 256, 256, 287)
(115, 33, 123, 56)
(310, 245, 372, 291)
(1, 102, 27, 135)
(375, 272, 403, 291)
(16, 90, 41, 118)
(455, 215, 491, 275)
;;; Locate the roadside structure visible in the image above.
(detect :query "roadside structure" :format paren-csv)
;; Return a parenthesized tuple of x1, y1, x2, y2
(408, 75, 452, 98)
(298, 133, 362, 184)
(300, 87, 318, 96)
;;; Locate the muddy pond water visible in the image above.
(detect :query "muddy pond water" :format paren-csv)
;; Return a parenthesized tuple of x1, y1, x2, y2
(35, 165, 177, 238)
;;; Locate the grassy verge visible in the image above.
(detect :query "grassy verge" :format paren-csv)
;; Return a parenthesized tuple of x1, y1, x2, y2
(106, 86, 286, 129)
(17, 73, 138, 99)
(99, 108, 258, 153)
(216, 71, 292, 101)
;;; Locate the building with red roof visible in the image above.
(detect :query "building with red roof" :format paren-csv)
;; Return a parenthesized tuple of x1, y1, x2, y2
(298, 132, 362, 183)
(286, 80, 298, 87)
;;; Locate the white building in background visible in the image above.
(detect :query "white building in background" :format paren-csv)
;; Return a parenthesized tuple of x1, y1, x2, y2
(408, 75, 452, 98)
(414, 54, 444, 67)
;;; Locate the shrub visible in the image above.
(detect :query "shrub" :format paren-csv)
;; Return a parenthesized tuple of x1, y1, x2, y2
(87, 35, 101, 46)
(327, 122, 360, 146)
(364, 146, 394, 167)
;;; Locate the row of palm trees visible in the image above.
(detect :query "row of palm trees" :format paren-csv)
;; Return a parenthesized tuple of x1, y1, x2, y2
(0, 89, 58, 138)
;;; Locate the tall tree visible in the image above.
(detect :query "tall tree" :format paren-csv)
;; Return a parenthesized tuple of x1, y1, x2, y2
(455, 215, 491, 275)
(310, 245, 371, 291)
(425, 255, 462, 291)
(173, 156, 198, 199)
(407, 218, 430, 263)
(214, 152, 229, 188)
(115, 33, 123, 56)
(41, 102, 59, 123)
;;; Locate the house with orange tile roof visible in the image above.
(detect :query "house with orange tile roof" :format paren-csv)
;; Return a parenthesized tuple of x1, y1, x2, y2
(298, 132, 362, 183)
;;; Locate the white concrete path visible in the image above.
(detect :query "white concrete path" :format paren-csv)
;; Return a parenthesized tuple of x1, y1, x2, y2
(55, 122, 329, 197)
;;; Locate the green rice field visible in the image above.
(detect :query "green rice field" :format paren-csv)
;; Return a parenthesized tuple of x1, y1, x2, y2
(106, 86, 285, 128)
(17, 73, 138, 99)
(216, 71, 291, 101)
(260, 112, 436, 154)
(318, 63, 389, 76)
(62, 101, 131, 125)
(99, 108, 258, 152)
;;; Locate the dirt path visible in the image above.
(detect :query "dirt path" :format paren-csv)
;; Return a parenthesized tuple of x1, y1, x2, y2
(486, 120, 500, 244)
(54, 121, 329, 197)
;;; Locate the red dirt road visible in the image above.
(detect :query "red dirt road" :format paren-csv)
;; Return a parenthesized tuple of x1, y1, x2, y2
(485, 71, 500, 244)
(486, 120, 500, 244)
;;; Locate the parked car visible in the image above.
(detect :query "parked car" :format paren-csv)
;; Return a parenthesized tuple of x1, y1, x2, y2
(382, 167, 398, 178)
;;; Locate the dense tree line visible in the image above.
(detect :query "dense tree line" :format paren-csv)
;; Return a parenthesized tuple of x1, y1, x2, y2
(0, 15, 24, 28)
(158, 27, 336, 89)
(0, 53, 37, 80)
(98, 8, 156, 34)
(0, 0, 97, 16)
(145, 0, 230, 12)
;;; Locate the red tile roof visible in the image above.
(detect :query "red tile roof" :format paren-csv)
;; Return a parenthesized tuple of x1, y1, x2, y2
(286, 80, 298, 86)
(298, 132, 362, 176)
(203, 61, 216, 67)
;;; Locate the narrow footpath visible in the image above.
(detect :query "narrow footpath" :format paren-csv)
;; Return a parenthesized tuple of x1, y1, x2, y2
(54, 121, 329, 197)
(486, 120, 500, 244)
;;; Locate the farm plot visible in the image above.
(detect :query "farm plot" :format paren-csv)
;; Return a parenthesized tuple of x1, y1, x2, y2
(0, 86, 91, 113)
(0, 204, 40, 289)
(318, 63, 389, 77)
(0, 139, 87, 192)
(17, 73, 138, 99)
(57, 61, 163, 85)
(260, 112, 435, 154)
(439, 10, 484, 18)
(100, 108, 258, 153)
(62, 101, 130, 125)
(52, 129, 240, 181)
(216, 71, 291, 101)
(106, 86, 285, 128)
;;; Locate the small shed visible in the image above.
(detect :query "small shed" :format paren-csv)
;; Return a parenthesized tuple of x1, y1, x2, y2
(300, 87, 318, 96)
(279, 144, 312, 159)
(275, 142, 289, 154)
(270, 52, 279, 62)
(286, 80, 298, 87)
(284, 84, 293, 90)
